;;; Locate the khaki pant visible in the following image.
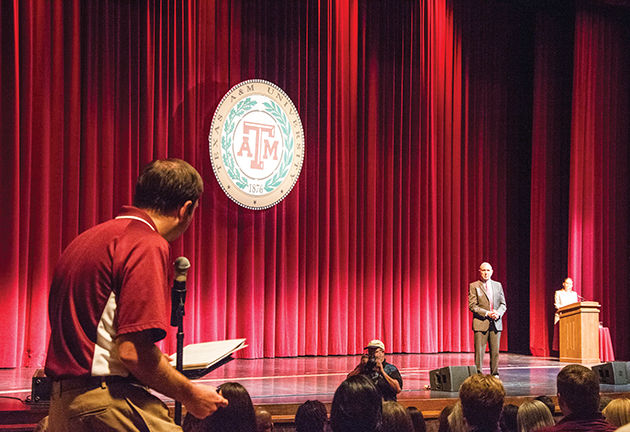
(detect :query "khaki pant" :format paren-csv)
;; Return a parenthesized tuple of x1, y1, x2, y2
(48, 379, 182, 432)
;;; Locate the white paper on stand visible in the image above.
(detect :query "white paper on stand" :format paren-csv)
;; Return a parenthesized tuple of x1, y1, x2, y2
(170, 338, 247, 370)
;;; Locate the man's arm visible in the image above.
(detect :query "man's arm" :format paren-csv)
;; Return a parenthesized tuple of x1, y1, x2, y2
(468, 283, 490, 317)
(494, 282, 507, 317)
(347, 355, 368, 378)
(378, 361, 401, 394)
(117, 331, 227, 419)
(554, 290, 561, 310)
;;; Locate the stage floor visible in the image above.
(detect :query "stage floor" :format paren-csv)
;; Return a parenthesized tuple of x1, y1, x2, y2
(2, 352, 629, 406)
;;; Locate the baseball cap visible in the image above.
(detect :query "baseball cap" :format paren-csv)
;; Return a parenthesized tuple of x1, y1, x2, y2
(365, 339, 385, 351)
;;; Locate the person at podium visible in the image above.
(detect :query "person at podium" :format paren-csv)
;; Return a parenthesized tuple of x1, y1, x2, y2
(552, 277, 579, 351)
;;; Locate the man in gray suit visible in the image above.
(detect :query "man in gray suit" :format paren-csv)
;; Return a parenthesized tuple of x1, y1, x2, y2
(469, 262, 506, 378)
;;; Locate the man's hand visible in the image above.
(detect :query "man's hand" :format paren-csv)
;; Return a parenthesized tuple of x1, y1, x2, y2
(376, 357, 384, 372)
(348, 354, 369, 378)
(116, 331, 228, 418)
(489, 311, 500, 320)
(181, 384, 228, 419)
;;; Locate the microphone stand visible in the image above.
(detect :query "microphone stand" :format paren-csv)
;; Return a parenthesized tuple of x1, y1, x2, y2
(171, 257, 190, 426)
(173, 290, 185, 425)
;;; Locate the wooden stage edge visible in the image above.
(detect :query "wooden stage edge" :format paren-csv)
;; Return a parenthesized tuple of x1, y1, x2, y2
(1, 352, 629, 430)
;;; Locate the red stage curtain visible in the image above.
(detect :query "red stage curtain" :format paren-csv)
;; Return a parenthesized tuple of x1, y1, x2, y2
(2, 0, 609, 368)
(528, 1, 630, 358)
(567, 1, 630, 358)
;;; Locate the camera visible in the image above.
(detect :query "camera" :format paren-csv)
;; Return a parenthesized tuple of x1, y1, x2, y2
(360, 352, 381, 384)
(364, 353, 377, 372)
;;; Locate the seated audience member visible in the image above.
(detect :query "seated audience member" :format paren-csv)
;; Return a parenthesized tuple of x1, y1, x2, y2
(537, 364, 615, 432)
(406, 406, 427, 432)
(382, 401, 414, 432)
(517, 400, 555, 432)
(459, 374, 505, 432)
(330, 375, 382, 432)
(500, 404, 519, 432)
(534, 396, 556, 416)
(437, 405, 454, 432)
(183, 382, 256, 432)
(448, 401, 469, 432)
(256, 409, 274, 432)
(600, 396, 613, 412)
(295, 400, 328, 432)
(602, 398, 630, 428)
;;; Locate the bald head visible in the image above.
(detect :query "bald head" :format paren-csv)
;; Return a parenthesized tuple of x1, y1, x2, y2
(479, 262, 493, 282)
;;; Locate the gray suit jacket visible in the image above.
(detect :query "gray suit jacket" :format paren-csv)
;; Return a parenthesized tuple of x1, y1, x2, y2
(468, 280, 507, 331)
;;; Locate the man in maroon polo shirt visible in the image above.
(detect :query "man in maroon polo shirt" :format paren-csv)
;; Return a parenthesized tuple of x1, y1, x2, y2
(45, 159, 227, 431)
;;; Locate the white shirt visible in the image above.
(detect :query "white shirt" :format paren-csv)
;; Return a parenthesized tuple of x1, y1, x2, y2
(485, 281, 494, 309)
(554, 289, 579, 324)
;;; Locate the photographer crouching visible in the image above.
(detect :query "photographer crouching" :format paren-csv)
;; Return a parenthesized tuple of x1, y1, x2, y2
(347, 339, 403, 401)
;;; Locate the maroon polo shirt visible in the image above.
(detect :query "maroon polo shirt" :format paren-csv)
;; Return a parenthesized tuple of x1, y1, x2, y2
(45, 206, 171, 379)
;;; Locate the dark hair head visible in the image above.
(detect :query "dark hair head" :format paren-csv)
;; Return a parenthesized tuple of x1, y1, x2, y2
(295, 400, 327, 432)
(189, 382, 256, 432)
(255, 409, 273, 432)
(406, 407, 426, 432)
(459, 374, 505, 429)
(534, 395, 555, 415)
(330, 375, 382, 432)
(499, 403, 518, 432)
(382, 401, 414, 432)
(133, 158, 203, 214)
(599, 396, 613, 412)
(557, 364, 600, 415)
(437, 405, 453, 432)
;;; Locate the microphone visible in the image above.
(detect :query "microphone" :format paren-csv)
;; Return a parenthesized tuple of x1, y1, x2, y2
(577, 293, 585, 301)
(170, 256, 191, 326)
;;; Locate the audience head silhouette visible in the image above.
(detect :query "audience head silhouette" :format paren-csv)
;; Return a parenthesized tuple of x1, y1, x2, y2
(517, 400, 555, 432)
(382, 401, 414, 432)
(330, 375, 382, 432)
(459, 374, 505, 431)
(602, 397, 630, 428)
(448, 401, 468, 432)
(406, 406, 427, 432)
(255, 408, 273, 432)
(556, 364, 600, 416)
(183, 382, 256, 432)
(295, 400, 328, 432)
(499, 403, 518, 432)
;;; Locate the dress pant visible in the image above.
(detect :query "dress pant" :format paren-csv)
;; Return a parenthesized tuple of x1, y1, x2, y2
(48, 378, 182, 432)
(474, 323, 501, 376)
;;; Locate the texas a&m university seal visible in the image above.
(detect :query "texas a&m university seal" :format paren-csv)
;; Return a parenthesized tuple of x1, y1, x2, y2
(209, 79, 305, 210)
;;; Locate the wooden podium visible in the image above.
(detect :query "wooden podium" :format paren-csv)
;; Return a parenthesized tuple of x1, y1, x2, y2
(558, 301, 600, 363)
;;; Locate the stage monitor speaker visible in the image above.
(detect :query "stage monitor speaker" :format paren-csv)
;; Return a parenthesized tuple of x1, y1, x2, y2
(592, 362, 629, 385)
(30, 368, 51, 403)
(429, 365, 478, 392)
